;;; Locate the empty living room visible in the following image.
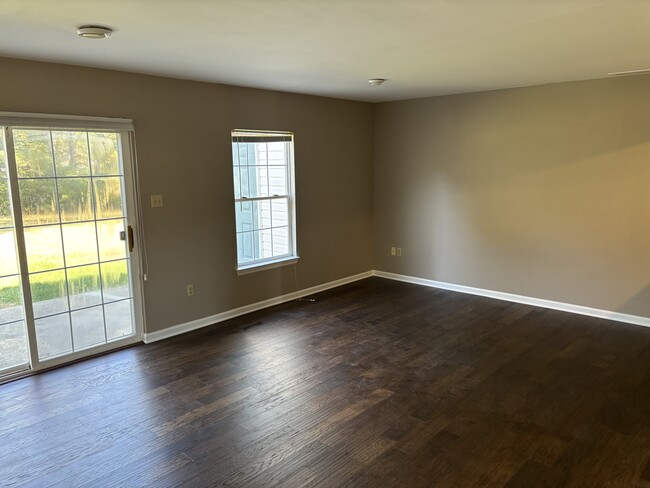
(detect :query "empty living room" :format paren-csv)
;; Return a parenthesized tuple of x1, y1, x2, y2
(1, 1, 650, 487)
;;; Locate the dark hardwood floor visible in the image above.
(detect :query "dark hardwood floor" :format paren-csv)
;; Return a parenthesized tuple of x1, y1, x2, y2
(2, 277, 650, 487)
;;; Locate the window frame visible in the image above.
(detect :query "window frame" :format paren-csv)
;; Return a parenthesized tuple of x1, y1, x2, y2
(231, 129, 298, 274)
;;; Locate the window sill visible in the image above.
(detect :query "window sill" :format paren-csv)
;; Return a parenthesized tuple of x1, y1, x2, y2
(237, 256, 300, 275)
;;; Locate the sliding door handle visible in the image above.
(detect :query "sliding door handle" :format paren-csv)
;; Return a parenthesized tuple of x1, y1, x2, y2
(127, 226, 134, 253)
(119, 226, 135, 253)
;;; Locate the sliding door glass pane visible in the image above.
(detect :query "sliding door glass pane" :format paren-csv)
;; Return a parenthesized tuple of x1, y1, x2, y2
(0, 229, 19, 277)
(97, 219, 127, 261)
(0, 138, 9, 228)
(30, 270, 68, 318)
(105, 299, 132, 341)
(0, 126, 138, 373)
(35, 314, 72, 359)
(0, 275, 24, 324)
(62, 222, 98, 267)
(89, 132, 120, 176)
(24, 225, 65, 273)
(0, 130, 29, 372)
(13, 128, 136, 362)
(13, 129, 55, 178)
(94, 177, 124, 219)
(57, 178, 94, 222)
(71, 306, 105, 350)
(52, 131, 91, 176)
(101, 260, 130, 302)
(68, 264, 102, 310)
(0, 321, 28, 371)
(18, 178, 59, 226)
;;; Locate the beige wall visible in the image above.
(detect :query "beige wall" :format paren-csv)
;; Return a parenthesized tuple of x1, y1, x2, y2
(0, 57, 374, 333)
(374, 76, 650, 317)
(5, 55, 649, 333)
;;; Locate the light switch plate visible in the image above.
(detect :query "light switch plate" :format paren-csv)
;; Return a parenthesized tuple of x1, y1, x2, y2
(151, 194, 164, 208)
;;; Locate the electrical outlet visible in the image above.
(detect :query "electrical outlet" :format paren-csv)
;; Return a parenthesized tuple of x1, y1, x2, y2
(391, 247, 396, 256)
(151, 194, 164, 208)
(186, 284, 194, 296)
(396, 247, 402, 257)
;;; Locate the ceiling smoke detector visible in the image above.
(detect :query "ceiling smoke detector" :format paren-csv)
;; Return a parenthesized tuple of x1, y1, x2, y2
(77, 25, 113, 39)
(368, 78, 387, 86)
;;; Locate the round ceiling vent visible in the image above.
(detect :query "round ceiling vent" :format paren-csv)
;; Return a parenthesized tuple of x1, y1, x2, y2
(368, 78, 387, 86)
(77, 25, 113, 39)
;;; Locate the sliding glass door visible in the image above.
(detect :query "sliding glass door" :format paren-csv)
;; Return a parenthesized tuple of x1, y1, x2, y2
(0, 115, 143, 378)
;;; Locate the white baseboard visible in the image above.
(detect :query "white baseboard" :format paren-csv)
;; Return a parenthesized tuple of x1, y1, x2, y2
(143, 271, 373, 343)
(373, 270, 650, 329)
(144, 268, 650, 344)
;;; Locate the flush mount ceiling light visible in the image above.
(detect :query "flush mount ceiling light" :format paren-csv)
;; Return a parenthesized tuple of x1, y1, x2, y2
(368, 78, 387, 86)
(77, 25, 113, 39)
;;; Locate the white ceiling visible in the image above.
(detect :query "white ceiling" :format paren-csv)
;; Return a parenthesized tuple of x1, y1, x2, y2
(1, 0, 649, 102)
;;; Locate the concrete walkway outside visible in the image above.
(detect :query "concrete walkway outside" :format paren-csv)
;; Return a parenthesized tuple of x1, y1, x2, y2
(0, 285, 133, 371)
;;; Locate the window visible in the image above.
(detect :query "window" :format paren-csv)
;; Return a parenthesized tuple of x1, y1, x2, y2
(231, 130, 297, 273)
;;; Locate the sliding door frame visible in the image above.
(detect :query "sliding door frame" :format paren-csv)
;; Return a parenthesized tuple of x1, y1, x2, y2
(4, 127, 39, 370)
(0, 112, 146, 377)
